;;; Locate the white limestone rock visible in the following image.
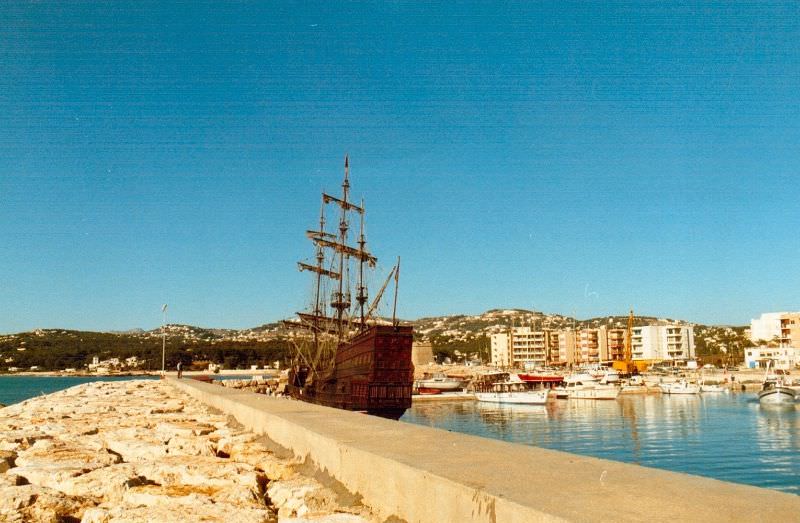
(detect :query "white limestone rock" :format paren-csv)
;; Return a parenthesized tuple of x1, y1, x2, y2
(149, 400, 185, 414)
(0, 449, 16, 473)
(84, 502, 271, 523)
(0, 483, 92, 522)
(166, 434, 217, 456)
(281, 514, 374, 523)
(80, 506, 111, 523)
(134, 455, 264, 499)
(101, 428, 169, 463)
(56, 463, 150, 502)
(155, 420, 215, 440)
(268, 478, 343, 520)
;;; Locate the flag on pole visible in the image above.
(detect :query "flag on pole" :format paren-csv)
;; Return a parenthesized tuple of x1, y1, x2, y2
(161, 304, 168, 313)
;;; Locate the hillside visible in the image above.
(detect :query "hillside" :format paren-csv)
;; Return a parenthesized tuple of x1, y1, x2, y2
(0, 309, 752, 372)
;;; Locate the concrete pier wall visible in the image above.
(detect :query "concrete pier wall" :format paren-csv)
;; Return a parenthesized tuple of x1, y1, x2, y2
(169, 378, 800, 522)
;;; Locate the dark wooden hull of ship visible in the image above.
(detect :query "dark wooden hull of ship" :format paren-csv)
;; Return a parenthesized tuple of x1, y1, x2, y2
(288, 324, 414, 419)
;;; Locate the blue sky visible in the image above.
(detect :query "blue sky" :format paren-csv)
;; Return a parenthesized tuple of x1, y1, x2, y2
(1, 1, 799, 332)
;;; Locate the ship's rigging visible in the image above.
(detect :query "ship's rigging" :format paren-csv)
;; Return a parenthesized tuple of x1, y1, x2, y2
(291, 155, 401, 380)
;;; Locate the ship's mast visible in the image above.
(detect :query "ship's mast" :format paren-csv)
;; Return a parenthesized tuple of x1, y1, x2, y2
(298, 156, 377, 349)
(312, 201, 325, 350)
(357, 197, 367, 329)
(331, 155, 351, 342)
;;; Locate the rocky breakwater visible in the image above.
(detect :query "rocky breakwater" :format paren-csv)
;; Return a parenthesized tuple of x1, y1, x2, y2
(218, 376, 281, 396)
(0, 380, 378, 522)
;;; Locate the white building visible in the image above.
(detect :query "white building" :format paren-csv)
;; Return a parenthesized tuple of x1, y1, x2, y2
(750, 312, 788, 344)
(744, 346, 800, 370)
(631, 325, 695, 362)
(490, 332, 511, 367)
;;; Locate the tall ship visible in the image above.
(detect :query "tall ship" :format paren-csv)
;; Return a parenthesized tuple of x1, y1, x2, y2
(286, 156, 414, 419)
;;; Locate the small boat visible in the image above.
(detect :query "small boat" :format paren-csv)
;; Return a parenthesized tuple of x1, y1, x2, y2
(474, 373, 549, 405)
(414, 385, 442, 395)
(619, 375, 649, 394)
(758, 377, 797, 405)
(660, 379, 700, 395)
(516, 372, 564, 387)
(700, 383, 726, 393)
(699, 370, 726, 393)
(416, 373, 465, 391)
(555, 372, 620, 400)
(757, 361, 796, 406)
(598, 368, 621, 385)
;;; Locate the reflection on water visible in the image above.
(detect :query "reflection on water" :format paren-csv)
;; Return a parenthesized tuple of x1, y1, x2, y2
(401, 394, 800, 495)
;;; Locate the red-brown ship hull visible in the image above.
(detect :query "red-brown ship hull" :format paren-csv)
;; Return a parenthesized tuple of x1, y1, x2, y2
(288, 324, 414, 419)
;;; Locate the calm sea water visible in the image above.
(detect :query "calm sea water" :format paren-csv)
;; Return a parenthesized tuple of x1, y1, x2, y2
(0, 374, 257, 406)
(401, 393, 800, 495)
(0, 375, 160, 406)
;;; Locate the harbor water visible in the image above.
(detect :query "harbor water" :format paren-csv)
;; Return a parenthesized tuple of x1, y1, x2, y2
(401, 393, 800, 495)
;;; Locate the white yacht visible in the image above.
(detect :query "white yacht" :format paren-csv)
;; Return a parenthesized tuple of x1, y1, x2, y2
(555, 372, 620, 400)
(474, 374, 550, 405)
(415, 372, 464, 392)
(660, 379, 700, 395)
(619, 375, 649, 394)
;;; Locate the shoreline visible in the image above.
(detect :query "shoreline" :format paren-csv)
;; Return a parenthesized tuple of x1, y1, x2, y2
(1, 368, 279, 378)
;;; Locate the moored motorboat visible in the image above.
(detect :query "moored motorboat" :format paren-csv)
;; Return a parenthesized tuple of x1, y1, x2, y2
(416, 373, 465, 391)
(555, 372, 619, 400)
(699, 380, 726, 393)
(474, 373, 550, 405)
(660, 379, 700, 395)
(619, 375, 649, 394)
(758, 377, 797, 405)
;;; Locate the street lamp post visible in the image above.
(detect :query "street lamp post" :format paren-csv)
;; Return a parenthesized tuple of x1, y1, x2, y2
(161, 304, 168, 375)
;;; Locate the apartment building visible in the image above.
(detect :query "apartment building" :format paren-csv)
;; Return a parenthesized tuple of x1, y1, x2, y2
(491, 323, 694, 368)
(490, 327, 563, 368)
(779, 313, 800, 348)
(750, 312, 788, 343)
(631, 324, 695, 362)
(606, 328, 626, 362)
(490, 332, 511, 367)
(548, 329, 574, 366)
(511, 327, 548, 367)
(575, 328, 612, 365)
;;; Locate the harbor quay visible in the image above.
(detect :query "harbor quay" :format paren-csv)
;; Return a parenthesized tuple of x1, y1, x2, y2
(172, 378, 800, 522)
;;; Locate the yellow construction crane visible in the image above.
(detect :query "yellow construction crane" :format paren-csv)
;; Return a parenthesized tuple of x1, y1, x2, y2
(613, 309, 636, 374)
